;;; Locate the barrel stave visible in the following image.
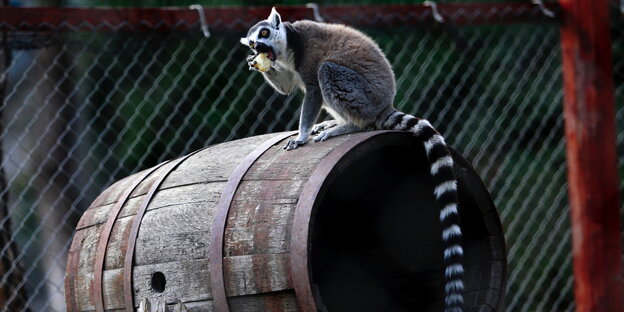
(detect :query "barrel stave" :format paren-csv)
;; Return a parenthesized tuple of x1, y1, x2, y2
(74, 225, 103, 310)
(132, 258, 213, 303)
(134, 203, 215, 266)
(223, 253, 292, 297)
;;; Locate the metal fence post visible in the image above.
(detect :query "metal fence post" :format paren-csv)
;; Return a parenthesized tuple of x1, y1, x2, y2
(559, 0, 623, 311)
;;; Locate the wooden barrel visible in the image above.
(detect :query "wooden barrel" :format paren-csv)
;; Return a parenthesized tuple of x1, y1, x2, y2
(64, 130, 507, 312)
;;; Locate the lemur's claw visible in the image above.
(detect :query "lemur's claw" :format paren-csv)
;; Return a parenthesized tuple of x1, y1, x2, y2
(283, 139, 306, 151)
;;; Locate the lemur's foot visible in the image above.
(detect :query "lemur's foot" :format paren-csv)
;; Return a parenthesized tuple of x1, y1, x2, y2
(283, 138, 307, 151)
(313, 130, 333, 142)
(314, 123, 362, 143)
(311, 120, 338, 135)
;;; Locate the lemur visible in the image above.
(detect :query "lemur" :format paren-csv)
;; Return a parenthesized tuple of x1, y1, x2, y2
(241, 8, 464, 312)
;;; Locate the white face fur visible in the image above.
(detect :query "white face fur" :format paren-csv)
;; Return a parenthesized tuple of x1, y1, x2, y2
(240, 8, 288, 63)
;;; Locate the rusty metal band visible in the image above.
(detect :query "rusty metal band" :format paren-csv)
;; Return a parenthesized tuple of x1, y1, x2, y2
(64, 229, 84, 312)
(65, 186, 115, 312)
(209, 131, 296, 312)
(290, 131, 388, 312)
(93, 161, 170, 312)
(122, 150, 203, 311)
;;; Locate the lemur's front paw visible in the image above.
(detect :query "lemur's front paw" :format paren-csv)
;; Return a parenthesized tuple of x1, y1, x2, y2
(311, 120, 338, 135)
(246, 54, 257, 62)
(283, 138, 307, 151)
(246, 54, 260, 71)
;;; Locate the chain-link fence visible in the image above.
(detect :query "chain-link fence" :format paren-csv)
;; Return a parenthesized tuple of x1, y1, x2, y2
(0, 2, 622, 312)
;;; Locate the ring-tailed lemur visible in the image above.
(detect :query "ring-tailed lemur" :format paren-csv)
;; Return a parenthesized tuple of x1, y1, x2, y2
(241, 8, 464, 312)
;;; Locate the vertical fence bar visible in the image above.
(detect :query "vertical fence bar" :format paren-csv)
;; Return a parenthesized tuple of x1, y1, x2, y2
(559, 0, 623, 311)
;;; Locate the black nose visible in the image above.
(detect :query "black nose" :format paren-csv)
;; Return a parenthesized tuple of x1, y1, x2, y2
(255, 42, 271, 53)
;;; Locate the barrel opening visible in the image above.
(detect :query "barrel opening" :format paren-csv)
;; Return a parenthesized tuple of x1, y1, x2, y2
(150, 271, 166, 293)
(309, 138, 493, 312)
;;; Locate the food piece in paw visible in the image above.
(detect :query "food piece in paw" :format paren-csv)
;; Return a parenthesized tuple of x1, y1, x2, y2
(253, 53, 271, 72)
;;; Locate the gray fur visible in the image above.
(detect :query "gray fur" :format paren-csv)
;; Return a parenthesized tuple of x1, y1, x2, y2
(241, 10, 395, 148)
(262, 67, 298, 95)
(282, 21, 396, 146)
(285, 84, 323, 150)
(318, 62, 378, 129)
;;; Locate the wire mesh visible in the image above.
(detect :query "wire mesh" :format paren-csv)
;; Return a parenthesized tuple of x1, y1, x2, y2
(0, 4, 622, 312)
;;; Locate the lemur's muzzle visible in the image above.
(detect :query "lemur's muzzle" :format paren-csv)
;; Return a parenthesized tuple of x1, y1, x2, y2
(254, 42, 276, 61)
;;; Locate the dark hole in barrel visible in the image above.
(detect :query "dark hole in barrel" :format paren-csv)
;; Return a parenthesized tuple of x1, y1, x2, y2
(151, 271, 166, 293)
(310, 140, 491, 312)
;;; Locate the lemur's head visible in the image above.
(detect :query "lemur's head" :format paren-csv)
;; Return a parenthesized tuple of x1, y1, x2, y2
(240, 7, 287, 62)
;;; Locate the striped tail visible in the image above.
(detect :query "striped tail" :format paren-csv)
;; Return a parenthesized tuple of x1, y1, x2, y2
(377, 110, 464, 312)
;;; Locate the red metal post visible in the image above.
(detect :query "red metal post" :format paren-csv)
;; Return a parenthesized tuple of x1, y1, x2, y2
(559, 0, 622, 311)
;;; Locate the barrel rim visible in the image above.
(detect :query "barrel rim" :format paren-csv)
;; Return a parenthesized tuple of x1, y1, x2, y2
(290, 130, 385, 312)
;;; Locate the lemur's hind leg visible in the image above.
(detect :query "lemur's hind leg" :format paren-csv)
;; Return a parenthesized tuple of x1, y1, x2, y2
(315, 61, 374, 141)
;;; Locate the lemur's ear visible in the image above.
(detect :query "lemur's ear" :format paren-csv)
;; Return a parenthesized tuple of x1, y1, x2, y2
(240, 37, 250, 46)
(268, 7, 281, 29)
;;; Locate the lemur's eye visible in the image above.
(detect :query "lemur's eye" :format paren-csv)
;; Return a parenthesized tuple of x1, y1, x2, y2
(249, 41, 255, 48)
(260, 29, 270, 38)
